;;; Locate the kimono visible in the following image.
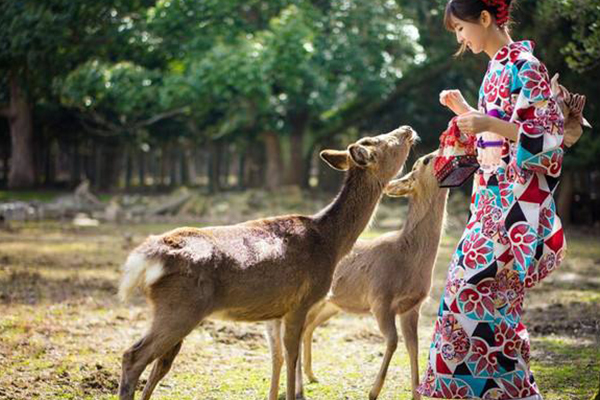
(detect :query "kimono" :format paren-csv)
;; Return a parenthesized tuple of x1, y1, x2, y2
(417, 41, 566, 399)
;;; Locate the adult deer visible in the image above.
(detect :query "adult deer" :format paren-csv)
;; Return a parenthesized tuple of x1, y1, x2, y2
(267, 151, 447, 400)
(117, 126, 417, 400)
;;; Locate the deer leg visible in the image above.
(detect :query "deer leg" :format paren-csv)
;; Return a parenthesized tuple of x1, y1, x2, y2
(302, 301, 340, 383)
(140, 341, 183, 400)
(120, 324, 193, 400)
(282, 309, 308, 400)
(295, 341, 304, 399)
(266, 319, 284, 400)
(369, 305, 398, 400)
(400, 307, 421, 400)
(119, 283, 210, 400)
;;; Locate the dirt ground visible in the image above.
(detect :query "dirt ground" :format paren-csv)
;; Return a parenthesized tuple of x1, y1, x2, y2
(0, 221, 598, 400)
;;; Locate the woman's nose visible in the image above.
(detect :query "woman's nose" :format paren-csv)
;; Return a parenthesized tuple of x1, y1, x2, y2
(455, 31, 463, 44)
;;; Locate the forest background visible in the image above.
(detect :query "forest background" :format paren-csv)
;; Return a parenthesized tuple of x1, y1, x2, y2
(1, 0, 599, 227)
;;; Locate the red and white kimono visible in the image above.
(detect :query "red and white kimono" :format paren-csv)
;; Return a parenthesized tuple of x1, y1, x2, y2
(418, 41, 565, 399)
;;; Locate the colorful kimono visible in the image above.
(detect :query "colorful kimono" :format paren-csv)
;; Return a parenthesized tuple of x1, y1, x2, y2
(418, 41, 566, 399)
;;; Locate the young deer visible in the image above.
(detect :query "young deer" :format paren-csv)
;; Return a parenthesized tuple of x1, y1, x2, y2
(117, 126, 417, 400)
(551, 73, 592, 148)
(266, 151, 447, 400)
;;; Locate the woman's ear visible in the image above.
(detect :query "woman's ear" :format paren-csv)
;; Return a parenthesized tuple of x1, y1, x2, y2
(480, 10, 493, 28)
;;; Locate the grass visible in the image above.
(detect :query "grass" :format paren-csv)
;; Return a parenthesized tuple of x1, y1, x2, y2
(0, 221, 598, 400)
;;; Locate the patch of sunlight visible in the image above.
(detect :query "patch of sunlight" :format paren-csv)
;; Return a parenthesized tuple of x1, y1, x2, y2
(1, 241, 99, 255)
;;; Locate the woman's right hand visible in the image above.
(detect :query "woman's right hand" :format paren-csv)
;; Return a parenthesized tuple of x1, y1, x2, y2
(439, 89, 473, 116)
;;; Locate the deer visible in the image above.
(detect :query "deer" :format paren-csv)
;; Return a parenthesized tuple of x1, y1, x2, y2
(116, 126, 417, 400)
(551, 73, 592, 148)
(266, 151, 447, 400)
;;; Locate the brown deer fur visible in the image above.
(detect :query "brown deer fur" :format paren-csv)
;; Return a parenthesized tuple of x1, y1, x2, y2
(266, 151, 448, 400)
(551, 73, 592, 148)
(117, 126, 417, 400)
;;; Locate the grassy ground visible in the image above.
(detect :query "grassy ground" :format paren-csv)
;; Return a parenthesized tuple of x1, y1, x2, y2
(0, 220, 598, 400)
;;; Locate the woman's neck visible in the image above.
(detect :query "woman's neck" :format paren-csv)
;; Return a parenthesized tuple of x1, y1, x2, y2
(484, 27, 513, 59)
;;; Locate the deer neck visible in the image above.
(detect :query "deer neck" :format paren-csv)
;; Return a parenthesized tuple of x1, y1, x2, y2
(315, 168, 384, 259)
(401, 189, 449, 247)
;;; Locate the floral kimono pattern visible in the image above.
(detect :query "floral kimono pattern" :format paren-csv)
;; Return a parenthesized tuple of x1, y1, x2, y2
(418, 41, 565, 399)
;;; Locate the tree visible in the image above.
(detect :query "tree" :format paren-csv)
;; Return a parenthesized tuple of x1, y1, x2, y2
(0, 0, 151, 188)
(60, 60, 186, 189)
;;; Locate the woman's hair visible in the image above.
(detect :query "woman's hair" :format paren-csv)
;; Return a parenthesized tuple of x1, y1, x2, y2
(444, 0, 514, 31)
(444, 0, 515, 55)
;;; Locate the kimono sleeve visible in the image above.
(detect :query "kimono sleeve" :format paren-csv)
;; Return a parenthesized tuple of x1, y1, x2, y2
(509, 60, 564, 177)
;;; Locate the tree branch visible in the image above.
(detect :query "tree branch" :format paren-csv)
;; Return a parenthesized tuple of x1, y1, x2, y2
(79, 117, 121, 137)
(134, 107, 187, 129)
(88, 110, 122, 131)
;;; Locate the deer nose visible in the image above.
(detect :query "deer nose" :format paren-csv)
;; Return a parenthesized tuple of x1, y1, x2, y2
(396, 126, 418, 144)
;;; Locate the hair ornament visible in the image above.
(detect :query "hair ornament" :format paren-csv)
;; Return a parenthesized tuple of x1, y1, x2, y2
(481, 0, 510, 27)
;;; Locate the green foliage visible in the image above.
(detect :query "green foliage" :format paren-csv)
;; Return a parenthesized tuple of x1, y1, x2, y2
(539, 0, 600, 73)
(2, 0, 599, 188)
(61, 61, 162, 118)
(0, 0, 150, 96)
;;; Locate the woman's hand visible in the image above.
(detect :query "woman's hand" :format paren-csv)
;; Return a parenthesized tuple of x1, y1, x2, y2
(456, 110, 492, 135)
(439, 89, 473, 115)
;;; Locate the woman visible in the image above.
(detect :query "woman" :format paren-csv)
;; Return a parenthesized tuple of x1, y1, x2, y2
(418, 0, 565, 399)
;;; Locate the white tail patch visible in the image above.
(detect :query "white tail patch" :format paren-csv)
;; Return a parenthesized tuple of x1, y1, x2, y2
(119, 252, 165, 302)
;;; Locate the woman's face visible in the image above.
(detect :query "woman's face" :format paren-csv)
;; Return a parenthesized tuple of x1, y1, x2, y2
(450, 14, 488, 54)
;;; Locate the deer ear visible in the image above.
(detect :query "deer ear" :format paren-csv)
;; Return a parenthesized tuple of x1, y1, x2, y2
(551, 73, 562, 97)
(384, 173, 414, 197)
(348, 144, 372, 167)
(320, 150, 350, 171)
(582, 117, 592, 129)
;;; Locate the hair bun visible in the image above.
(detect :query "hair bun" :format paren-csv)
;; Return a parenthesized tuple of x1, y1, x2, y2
(481, 0, 513, 27)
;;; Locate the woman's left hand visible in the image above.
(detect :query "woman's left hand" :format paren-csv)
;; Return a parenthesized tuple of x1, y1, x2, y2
(456, 111, 491, 135)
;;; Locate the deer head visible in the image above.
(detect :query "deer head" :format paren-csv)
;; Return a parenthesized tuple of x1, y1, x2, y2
(320, 125, 418, 184)
(551, 73, 592, 148)
(385, 151, 440, 199)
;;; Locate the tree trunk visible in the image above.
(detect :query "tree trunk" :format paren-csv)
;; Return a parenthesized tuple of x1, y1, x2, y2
(5, 72, 35, 188)
(285, 111, 309, 187)
(1, 140, 9, 186)
(557, 169, 574, 227)
(44, 140, 58, 186)
(243, 143, 264, 189)
(237, 151, 246, 190)
(208, 141, 223, 193)
(263, 132, 283, 191)
(137, 150, 146, 187)
(125, 145, 133, 189)
(220, 144, 229, 188)
(160, 144, 169, 187)
(99, 142, 123, 191)
(93, 143, 102, 188)
(170, 144, 182, 187)
(70, 142, 82, 187)
(183, 144, 196, 186)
